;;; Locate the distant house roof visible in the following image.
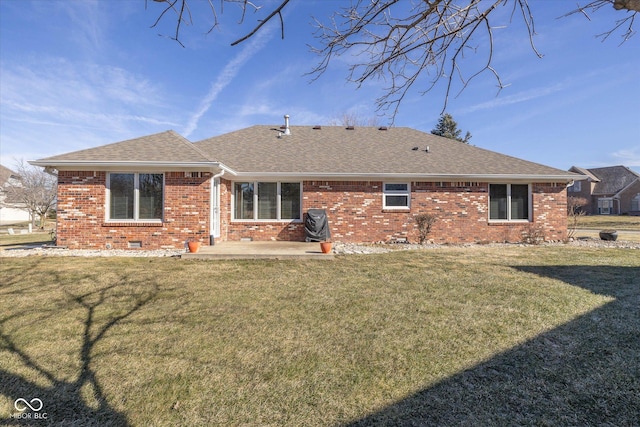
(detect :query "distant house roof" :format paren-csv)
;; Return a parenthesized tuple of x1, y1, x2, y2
(579, 165, 640, 195)
(0, 165, 16, 187)
(32, 125, 581, 181)
(568, 166, 600, 182)
(0, 165, 24, 204)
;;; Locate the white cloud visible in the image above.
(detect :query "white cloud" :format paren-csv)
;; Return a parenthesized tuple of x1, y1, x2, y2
(610, 147, 640, 167)
(0, 57, 179, 166)
(459, 82, 567, 114)
(58, 0, 106, 55)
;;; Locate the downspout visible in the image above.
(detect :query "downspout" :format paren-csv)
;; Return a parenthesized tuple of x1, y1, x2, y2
(209, 169, 225, 245)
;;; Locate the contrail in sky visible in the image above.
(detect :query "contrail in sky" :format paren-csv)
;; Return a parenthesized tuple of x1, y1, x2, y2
(183, 28, 273, 138)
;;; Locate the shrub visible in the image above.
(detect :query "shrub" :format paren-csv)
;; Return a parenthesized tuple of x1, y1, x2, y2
(415, 213, 438, 244)
(521, 224, 545, 245)
(567, 197, 588, 240)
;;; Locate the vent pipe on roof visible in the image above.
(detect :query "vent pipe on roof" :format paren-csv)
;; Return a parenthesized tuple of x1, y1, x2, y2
(283, 114, 291, 135)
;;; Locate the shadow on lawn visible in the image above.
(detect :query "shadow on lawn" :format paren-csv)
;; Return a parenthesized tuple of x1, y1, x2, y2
(346, 266, 640, 426)
(1, 264, 158, 426)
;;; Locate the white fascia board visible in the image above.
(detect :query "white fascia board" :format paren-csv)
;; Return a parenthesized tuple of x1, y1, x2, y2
(229, 171, 582, 183)
(28, 160, 226, 172)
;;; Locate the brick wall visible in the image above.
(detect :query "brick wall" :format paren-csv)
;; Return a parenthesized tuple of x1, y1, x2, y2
(619, 180, 640, 214)
(221, 180, 568, 244)
(56, 171, 211, 249)
(58, 175, 567, 248)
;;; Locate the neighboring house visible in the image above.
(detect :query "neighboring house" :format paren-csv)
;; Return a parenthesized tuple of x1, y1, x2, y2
(31, 117, 583, 250)
(0, 165, 31, 224)
(568, 165, 640, 215)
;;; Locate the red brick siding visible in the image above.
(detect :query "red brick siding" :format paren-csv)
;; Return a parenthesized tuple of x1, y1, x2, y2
(58, 175, 567, 248)
(219, 178, 306, 242)
(220, 180, 568, 243)
(56, 171, 211, 249)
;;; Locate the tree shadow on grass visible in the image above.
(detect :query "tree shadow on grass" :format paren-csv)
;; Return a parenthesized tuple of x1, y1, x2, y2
(1, 267, 158, 426)
(346, 266, 640, 426)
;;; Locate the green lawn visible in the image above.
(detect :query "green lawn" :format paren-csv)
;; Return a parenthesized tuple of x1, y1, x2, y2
(1, 247, 639, 426)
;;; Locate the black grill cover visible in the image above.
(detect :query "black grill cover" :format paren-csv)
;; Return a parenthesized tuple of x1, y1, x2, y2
(305, 209, 331, 242)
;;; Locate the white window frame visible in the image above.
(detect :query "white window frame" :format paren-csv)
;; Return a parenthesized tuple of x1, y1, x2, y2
(232, 181, 303, 222)
(488, 183, 532, 222)
(598, 198, 613, 215)
(632, 194, 640, 211)
(106, 172, 164, 222)
(383, 182, 411, 210)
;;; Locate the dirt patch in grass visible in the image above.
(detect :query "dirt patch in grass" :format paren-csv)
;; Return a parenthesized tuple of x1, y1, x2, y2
(1, 247, 638, 425)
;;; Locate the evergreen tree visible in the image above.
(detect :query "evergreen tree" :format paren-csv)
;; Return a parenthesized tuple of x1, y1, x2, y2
(431, 113, 472, 144)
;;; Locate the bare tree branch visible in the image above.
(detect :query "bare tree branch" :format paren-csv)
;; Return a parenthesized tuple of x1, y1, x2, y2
(148, 0, 290, 46)
(2, 160, 57, 228)
(231, 0, 290, 45)
(307, 0, 534, 121)
(147, 0, 637, 122)
(564, 0, 638, 42)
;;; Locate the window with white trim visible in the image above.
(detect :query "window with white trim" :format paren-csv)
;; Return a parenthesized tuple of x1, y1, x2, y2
(598, 198, 613, 215)
(568, 181, 581, 192)
(489, 184, 530, 221)
(233, 181, 301, 220)
(107, 173, 164, 221)
(383, 183, 410, 209)
(632, 194, 640, 211)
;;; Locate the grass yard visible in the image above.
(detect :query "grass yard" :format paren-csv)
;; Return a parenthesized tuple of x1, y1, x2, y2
(578, 214, 640, 230)
(1, 247, 639, 426)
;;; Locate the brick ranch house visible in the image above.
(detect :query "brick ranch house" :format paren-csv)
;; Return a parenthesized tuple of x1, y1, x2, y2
(31, 117, 584, 250)
(568, 165, 640, 215)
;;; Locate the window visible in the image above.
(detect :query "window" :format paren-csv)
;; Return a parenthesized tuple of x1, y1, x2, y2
(234, 182, 254, 220)
(568, 181, 581, 192)
(281, 182, 301, 219)
(489, 184, 530, 221)
(632, 194, 640, 211)
(258, 182, 277, 219)
(383, 183, 410, 209)
(598, 198, 613, 215)
(108, 173, 163, 221)
(233, 182, 301, 220)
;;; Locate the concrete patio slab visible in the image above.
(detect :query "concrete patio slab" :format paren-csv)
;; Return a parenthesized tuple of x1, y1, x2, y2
(181, 241, 334, 260)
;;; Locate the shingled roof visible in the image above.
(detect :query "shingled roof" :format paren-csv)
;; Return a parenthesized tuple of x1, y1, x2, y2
(587, 165, 640, 195)
(195, 125, 577, 179)
(32, 125, 580, 181)
(32, 130, 212, 165)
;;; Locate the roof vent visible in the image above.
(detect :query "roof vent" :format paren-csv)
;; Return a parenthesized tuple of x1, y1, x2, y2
(378, 126, 388, 131)
(313, 125, 322, 130)
(346, 126, 355, 130)
(283, 114, 291, 136)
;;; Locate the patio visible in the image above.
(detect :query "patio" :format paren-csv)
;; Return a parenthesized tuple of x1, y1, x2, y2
(181, 241, 335, 260)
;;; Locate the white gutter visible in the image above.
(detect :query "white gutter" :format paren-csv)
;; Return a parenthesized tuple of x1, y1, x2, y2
(28, 160, 240, 175)
(28, 160, 222, 169)
(228, 171, 585, 183)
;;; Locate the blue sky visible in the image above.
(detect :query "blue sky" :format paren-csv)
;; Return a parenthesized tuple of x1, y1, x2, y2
(1, 0, 638, 172)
